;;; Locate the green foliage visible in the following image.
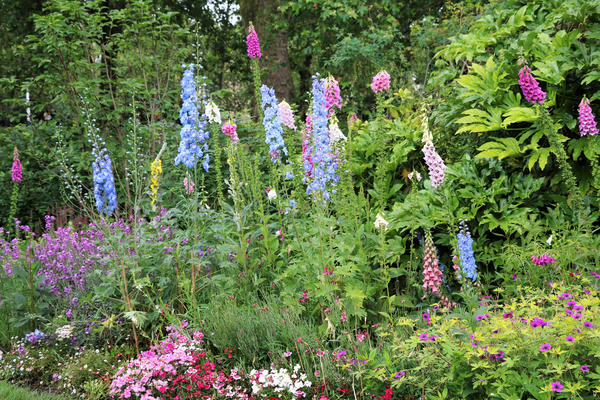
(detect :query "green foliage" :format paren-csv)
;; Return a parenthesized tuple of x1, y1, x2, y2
(431, 0, 600, 186)
(0, 381, 68, 400)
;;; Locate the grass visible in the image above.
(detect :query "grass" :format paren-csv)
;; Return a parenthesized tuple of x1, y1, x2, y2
(0, 381, 67, 400)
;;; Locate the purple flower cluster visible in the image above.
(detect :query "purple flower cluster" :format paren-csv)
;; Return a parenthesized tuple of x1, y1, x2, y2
(578, 98, 598, 136)
(529, 317, 548, 328)
(34, 226, 112, 298)
(25, 329, 46, 344)
(531, 253, 555, 265)
(518, 65, 546, 104)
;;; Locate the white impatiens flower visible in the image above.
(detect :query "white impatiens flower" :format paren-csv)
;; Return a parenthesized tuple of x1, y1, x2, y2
(205, 100, 222, 124)
(328, 119, 346, 142)
(267, 189, 277, 201)
(374, 213, 389, 231)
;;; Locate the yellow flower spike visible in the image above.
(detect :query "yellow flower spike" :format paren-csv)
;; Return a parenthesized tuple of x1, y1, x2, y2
(150, 142, 167, 210)
(150, 158, 162, 207)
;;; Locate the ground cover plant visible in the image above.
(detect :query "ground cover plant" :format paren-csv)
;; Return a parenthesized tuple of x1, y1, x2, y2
(2, 0, 600, 399)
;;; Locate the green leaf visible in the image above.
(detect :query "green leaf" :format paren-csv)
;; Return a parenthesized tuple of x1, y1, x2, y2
(456, 108, 503, 134)
(502, 107, 539, 127)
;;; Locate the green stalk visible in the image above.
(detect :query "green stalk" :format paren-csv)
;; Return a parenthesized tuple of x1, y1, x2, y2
(210, 124, 224, 205)
(252, 58, 263, 123)
(539, 105, 584, 224)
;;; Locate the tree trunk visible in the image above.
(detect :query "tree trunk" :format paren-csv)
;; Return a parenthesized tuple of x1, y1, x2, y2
(240, 0, 295, 102)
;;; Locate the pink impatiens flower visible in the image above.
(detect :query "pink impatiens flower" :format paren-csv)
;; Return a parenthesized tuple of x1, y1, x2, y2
(578, 98, 598, 136)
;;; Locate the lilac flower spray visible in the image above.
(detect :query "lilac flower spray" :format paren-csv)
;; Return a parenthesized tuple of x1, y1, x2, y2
(421, 114, 446, 188)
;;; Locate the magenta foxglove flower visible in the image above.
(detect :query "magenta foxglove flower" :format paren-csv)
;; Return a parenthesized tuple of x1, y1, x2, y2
(371, 71, 391, 93)
(222, 123, 239, 145)
(578, 98, 598, 136)
(324, 76, 341, 118)
(11, 147, 22, 182)
(246, 23, 261, 59)
(518, 65, 546, 104)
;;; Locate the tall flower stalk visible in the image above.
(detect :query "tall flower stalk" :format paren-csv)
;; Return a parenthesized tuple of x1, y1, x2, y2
(207, 101, 224, 203)
(539, 106, 583, 222)
(247, 22, 263, 123)
(371, 71, 391, 120)
(92, 146, 118, 216)
(8, 147, 22, 227)
(175, 64, 210, 172)
(306, 75, 339, 200)
(421, 114, 446, 189)
(579, 98, 600, 200)
(260, 85, 288, 163)
(149, 142, 167, 212)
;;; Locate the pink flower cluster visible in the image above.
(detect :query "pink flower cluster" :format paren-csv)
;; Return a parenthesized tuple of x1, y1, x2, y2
(278, 101, 296, 130)
(12, 147, 22, 183)
(348, 112, 359, 128)
(184, 174, 194, 194)
(422, 235, 443, 296)
(246, 24, 261, 59)
(324, 76, 341, 118)
(111, 326, 251, 400)
(422, 142, 446, 188)
(371, 71, 390, 93)
(222, 123, 239, 144)
(531, 253, 555, 265)
(518, 65, 546, 104)
(578, 98, 598, 136)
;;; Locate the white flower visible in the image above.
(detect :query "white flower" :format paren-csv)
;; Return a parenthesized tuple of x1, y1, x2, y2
(374, 213, 389, 231)
(205, 101, 222, 124)
(267, 189, 277, 201)
(421, 114, 433, 143)
(408, 171, 422, 182)
(328, 119, 346, 143)
(546, 235, 552, 245)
